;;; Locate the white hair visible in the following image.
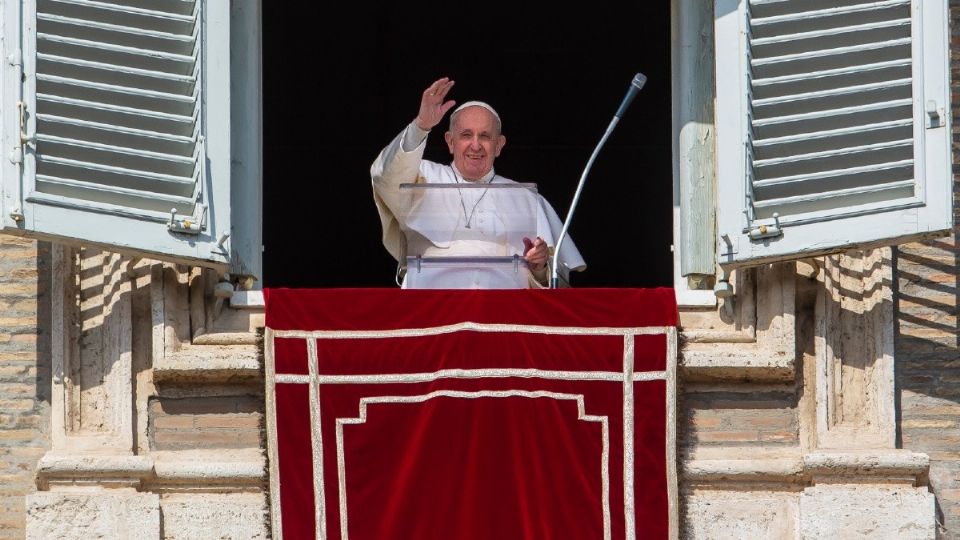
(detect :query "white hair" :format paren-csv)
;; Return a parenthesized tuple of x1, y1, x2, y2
(449, 100, 502, 134)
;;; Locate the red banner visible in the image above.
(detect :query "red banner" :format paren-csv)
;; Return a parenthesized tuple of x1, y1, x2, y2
(265, 288, 678, 539)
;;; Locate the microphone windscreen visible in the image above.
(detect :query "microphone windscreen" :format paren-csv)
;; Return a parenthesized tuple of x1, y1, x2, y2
(632, 73, 647, 90)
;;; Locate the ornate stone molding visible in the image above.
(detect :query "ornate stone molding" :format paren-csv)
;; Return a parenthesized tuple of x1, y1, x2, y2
(681, 263, 796, 381)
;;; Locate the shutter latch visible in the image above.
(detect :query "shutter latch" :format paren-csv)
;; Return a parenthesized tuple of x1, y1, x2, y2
(167, 207, 203, 234)
(747, 213, 783, 241)
(927, 100, 944, 129)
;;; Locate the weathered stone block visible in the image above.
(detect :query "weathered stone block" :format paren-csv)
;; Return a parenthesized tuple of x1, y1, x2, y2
(26, 492, 160, 539)
(799, 485, 934, 539)
(684, 489, 799, 539)
(160, 493, 267, 540)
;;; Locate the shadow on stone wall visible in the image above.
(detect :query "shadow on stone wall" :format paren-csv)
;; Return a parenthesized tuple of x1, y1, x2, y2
(894, 236, 960, 537)
(37, 241, 52, 406)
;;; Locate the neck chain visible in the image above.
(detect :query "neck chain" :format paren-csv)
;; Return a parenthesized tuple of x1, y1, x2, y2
(454, 172, 492, 229)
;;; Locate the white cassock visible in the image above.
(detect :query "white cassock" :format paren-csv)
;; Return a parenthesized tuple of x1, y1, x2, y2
(371, 122, 586, 289)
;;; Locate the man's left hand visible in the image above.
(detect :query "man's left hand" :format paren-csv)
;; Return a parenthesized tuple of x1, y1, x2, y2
(523, 237, 548, 270)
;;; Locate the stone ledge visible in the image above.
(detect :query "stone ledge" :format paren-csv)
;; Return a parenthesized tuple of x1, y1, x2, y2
(150, 450, 265, 487)
(683, 450, 930, 486)
(680, 349, 795, 382)
(34, 451, 267, 490)
(803, 450, 929, 480)
(38, 454, 154, 478)
(36, 454, 154, 489)
(193, 331, 260, 346)
(683, 457, 805, 483)
(154, 344, 260, 382)
(681, 329, 756, 344)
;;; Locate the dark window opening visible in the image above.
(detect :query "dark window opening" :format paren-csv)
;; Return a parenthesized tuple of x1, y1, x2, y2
(262, 3, 673, 288)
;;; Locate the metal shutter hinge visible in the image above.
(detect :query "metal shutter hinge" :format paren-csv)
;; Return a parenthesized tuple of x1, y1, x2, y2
(7, 51, 28, 164)
(9, 101, 33, 164)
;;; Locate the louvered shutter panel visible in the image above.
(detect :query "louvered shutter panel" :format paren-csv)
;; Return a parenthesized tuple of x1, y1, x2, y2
(715, 0, 951, 267)
(1, 0, 232, 266)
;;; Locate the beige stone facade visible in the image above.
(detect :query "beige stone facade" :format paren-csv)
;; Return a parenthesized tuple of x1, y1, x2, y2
(1, 232, 947, 540)
(1, 249, 266, 539)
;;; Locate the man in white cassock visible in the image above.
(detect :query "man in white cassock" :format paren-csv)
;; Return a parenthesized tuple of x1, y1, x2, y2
(371, 77, 586, 289)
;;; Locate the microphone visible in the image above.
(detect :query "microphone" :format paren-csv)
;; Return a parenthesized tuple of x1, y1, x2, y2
(550, 72, 647, 288)
(614, 73, 647, 119)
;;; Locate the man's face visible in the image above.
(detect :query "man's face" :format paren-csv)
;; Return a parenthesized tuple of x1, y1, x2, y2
(444, 107, 506, 181)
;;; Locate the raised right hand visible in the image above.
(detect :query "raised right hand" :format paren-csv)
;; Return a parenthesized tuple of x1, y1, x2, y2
(415, 77, 456, 131)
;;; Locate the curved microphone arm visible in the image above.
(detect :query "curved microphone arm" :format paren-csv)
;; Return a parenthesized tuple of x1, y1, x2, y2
(549, 119, 619, 288)
(550, 73, 646, 288)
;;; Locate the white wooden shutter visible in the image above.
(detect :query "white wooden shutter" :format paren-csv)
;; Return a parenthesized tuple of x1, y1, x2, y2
(715, 0, 952, 267)
(1, 0, 232, 266)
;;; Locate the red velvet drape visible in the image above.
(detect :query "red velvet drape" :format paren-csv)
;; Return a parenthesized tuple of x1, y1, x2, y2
(267, 288, 677, 540)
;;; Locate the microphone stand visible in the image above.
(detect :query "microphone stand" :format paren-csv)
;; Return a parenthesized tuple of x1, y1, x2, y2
(550, 73, 646, 288)
(549, 120, 619, 288)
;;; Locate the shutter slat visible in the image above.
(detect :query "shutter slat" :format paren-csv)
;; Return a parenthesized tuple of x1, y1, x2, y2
(753, 98, 912, 127)
(36, 174, 196, 212)
(38, 94, 195, 124)
(107, 0, 197, 15)
(24, 191, 179, 223)
(37, 33, 195, 63)
(752, 179, 915, 209)
(750, 0, 910, 26)
(754, 139, 913, 168)
(751, 18, 909, 47)
(753, 159, 914, 189)
(751, 38, 911, 67)
(38, 13, 195, 43)
(38, 114, 196, 158)
(752, 78, 910, 108)
(753, 59, 911, 87)
(43, 0, 196, 23)
(38, 53, 195, 83)
(37, 155, 196, 186)
(37, 113, 194, 143)
(753, 119, 912, 147)
(38, 79, 198, 117)
(36, 134, 196, 165)
(38, 54, 196, 96)
(37, 73, 197, 103)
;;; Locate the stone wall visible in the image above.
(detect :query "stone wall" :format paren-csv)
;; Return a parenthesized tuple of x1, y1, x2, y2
(681, 384, 799, 449)
(149, 395, 262, 451)
(0, 239, 49, 539)
(894, 1, 960, 538)
(16, 249, 267, 540)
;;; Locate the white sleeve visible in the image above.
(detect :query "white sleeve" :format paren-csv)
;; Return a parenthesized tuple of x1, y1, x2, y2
(370, 122, 431, 261)
(402, 123, 430, 152)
